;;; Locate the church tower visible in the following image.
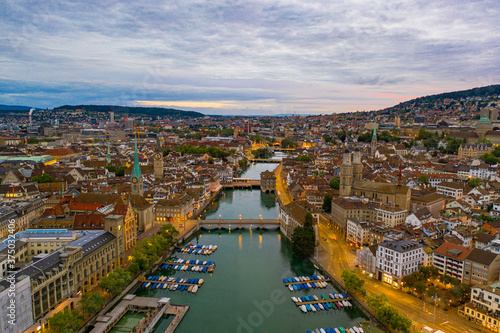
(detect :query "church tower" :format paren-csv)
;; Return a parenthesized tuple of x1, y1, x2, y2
(352, 148, 363, 182)
(153, 135, 163, 179)
(339, 149, 353, 197)
(131, 136, 144, 196)
(371, 118, 378, 157)
(107, 141, 111, 165)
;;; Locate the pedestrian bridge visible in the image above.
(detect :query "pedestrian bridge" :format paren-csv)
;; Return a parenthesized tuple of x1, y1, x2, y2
(222, 180, 261, 189)
(248, 158, 281, 163)
(199, 219, 280, 230)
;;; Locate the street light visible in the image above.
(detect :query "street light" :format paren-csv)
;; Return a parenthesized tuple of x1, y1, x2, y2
(431, 294, 440, 332)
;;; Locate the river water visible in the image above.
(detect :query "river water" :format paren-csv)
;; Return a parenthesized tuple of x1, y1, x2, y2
(132, 161, 368, 333)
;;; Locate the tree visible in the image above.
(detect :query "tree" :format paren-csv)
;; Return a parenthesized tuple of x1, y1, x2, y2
(238, 159, 248, 167)
(47, 308, 82, 333)
(427, 286, 439, 298)
(78, 292, 105, 317)
(208, 157, 214, 164)
(414, 280, 427, 295)
(419, 265, 440, 279)
(106, 165, 117, 173)
(493, 145, 500, 157)
(376, 304, 399, 324)
(281, 138, 298, 148)
(480, 153, 498, 165)
(116, 166, 127, 177)
(251, 148, 270, 158)
(401, 274, 417, 289)
(390, 312, 412, 333)
(341, 270, 366, 296)
(158, 223, 179, 244)
(295, 155, 311, 162)
(99, 268, 133, 296)
(357, 132, 372, 142)
(31, 173, 57, 183)
(329, 178, 340, 190)
(322, 134, 332, 143)
(417, 175, 429, 185)
(366, 293, 390, 312)
(252, 134, 264, 143)
(417, 129, 432, 140)
(469, 178, 484, 188)
(337, 131, 346, 142)
(322, 194, 332, 213)
(291, 213, 315, 258)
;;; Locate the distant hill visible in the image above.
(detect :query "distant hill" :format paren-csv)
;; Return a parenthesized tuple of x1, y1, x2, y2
(54, 105, 205, 118)
(0, 104, 36, 111)
(379, 84, 500, 114)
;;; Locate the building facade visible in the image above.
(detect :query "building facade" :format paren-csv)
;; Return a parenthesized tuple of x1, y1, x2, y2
(375, 239, 423, 287)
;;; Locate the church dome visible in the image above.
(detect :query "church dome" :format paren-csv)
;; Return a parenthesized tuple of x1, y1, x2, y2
(478, 116, 492, 124)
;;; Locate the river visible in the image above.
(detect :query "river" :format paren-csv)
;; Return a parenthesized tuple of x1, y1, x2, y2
(132, 161, 368, 333)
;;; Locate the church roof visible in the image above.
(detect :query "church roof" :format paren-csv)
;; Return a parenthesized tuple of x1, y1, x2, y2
(353, 180, 409, 195)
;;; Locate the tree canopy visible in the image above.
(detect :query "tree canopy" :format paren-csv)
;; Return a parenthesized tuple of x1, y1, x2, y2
(329, 178, 340, 190)
(322, 194, 332, 213)
(341, 269, 366, 296)
(291, 213, 315, 258)
(281, 138, 298, 148)
(31, 173, 57, 183)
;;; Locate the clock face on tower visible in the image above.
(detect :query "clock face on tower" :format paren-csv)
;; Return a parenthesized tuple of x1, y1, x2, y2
(132, 177, 138, 184)
(154, 153, 162, 160)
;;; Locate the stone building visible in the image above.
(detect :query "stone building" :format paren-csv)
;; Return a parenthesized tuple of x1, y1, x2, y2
(0, 230, 118, 331)
(279, 200, 319, 240)
(458, 143, 494, 159)
(260, 170, 276, 193)
(155, 193, 194, 222)
(339, 149, 411, 209)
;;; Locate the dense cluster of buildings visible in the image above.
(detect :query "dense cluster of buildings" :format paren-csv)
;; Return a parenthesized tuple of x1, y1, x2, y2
(1, 93, 500, 331)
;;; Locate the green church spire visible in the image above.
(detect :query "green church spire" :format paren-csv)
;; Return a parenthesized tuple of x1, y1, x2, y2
(107, 141, 111, 164)
(372, 117, 377, 140)
(131, 136, 141, 180)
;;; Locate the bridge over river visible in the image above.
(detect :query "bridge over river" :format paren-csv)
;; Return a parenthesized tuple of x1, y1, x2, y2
(199, 219, 279, 230)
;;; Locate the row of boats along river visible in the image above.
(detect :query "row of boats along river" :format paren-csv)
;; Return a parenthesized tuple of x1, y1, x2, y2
(130, 156, 369, 333)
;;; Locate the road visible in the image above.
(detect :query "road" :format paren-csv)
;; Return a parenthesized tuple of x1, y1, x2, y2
(314, 221, 488, 333)
(275, 164, 293, 205)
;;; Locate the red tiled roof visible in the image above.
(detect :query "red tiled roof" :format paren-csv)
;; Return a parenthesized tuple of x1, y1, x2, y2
(68, 202, 106, 211)
(73, 213, 104, 229)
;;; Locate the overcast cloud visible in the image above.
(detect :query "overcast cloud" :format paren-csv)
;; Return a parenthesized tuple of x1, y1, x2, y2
(1, 0, 499, 115)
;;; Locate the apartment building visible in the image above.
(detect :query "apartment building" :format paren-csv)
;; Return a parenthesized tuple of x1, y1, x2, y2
(375, 239, 423, 287)
(436, 181, 467, 199)
(433, 241, 471, 280)
(460, 283, 500, 332)
(462, 248, 500, 285)
(346, 218, 372, 245)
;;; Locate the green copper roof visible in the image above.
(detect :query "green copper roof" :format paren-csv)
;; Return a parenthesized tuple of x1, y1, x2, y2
(131, 138, 141, 180)
(107, 142, 111, 164)
(372, 118, 377, 140)
(478, 116, 491, 123)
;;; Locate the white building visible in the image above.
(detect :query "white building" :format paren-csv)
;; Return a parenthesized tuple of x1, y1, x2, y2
(375, 205, 407, 228)
(346, 218, 372, 245)
(375, 239, 423, 287)
(436, 181, 466, 199)
(460, 283, 500, 332)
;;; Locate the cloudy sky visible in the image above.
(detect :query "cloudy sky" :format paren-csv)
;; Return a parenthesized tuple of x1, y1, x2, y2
(1, 0, 499, 115)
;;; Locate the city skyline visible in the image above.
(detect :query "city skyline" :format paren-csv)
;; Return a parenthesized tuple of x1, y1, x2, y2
(1, 0, 499, 115)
